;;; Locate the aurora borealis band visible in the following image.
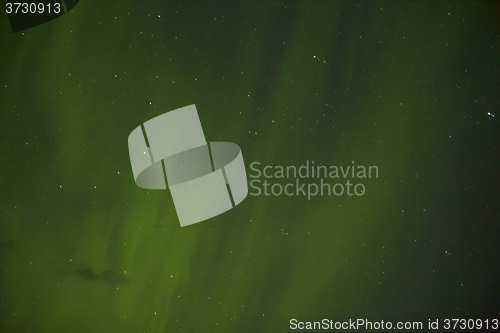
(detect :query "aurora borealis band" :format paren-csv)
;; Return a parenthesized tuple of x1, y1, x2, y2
(0, 1, 499, 332)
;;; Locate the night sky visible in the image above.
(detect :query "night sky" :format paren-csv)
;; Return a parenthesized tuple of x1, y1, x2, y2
(0, 1, 499, 332)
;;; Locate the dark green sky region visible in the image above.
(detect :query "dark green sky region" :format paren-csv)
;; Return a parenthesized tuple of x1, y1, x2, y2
(1, 1, 499, 332)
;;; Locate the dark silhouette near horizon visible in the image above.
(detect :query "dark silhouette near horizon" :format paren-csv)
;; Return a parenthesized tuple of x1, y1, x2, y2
(0, 240, 15, 250)
(74, 267, 129, 284)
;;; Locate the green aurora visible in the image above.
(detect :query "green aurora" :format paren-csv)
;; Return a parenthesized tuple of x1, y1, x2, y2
(0, 1, 499, 332)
